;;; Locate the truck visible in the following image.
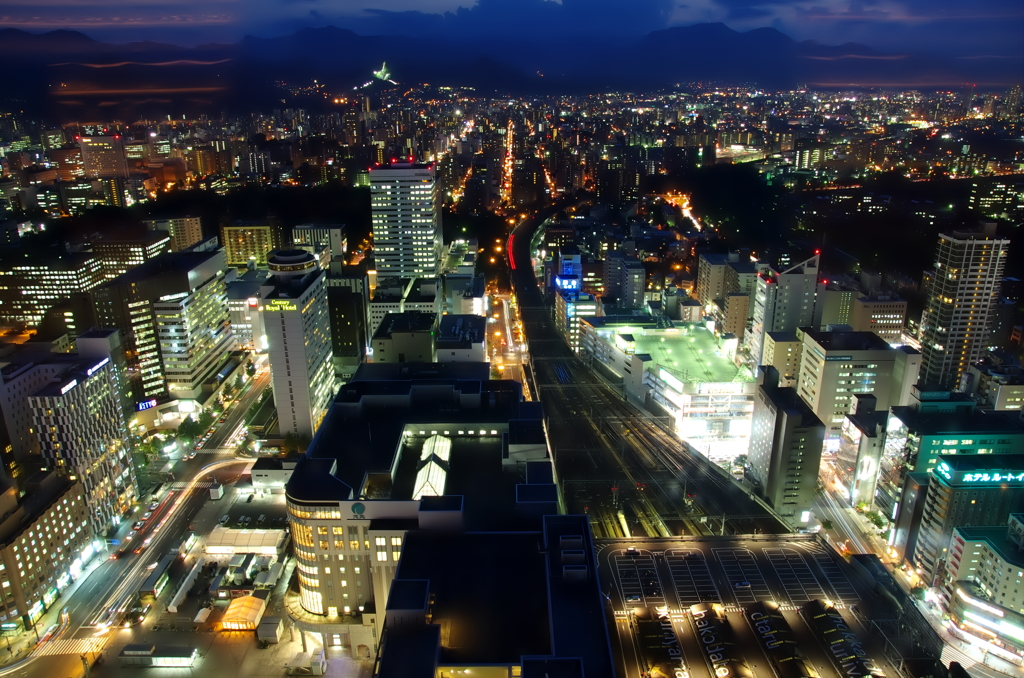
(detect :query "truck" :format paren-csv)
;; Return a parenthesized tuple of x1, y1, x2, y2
(285, 650, 327, 675)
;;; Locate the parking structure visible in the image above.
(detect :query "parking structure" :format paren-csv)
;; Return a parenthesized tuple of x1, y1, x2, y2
(613, 549, 667, 608)
(665, 548, 721, 606)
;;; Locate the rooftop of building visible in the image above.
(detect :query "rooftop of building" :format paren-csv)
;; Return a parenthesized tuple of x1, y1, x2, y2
(936, 453, 1024, 473)
(799, 327, 893, 352)
(29, 355, 111, 398)
(99, 249, 222, 286)
(953, 525, 1024, 569)
(436, 315, 486, 347)
(767, 331, 799, 343)
(0, 472, 77, 545)
(383, 530, 550, 667)
(891, 406, 1024, 436)
(369, 162, 433, 171)
(262, 268, 323, 302)
(762, 382, 825, 424)
(225, 269, 272, 299)
(287, 363, 545, 531)
(91, 229, 171, 245)
(373, 312, 438, 340)
(583, 318, 755, 385)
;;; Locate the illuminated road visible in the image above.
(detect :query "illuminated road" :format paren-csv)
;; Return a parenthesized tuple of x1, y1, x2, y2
(0, 458, 250, 678)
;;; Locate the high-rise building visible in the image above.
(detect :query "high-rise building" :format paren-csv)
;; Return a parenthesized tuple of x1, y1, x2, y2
(746, 367, 825, 528)
(908, 454, 1024, 585)
(292, 224, 347, 261)
(0, 473, 95, 632)
(849, 293, 907, 344)
(78, 135, 128, 179)
(795, 328, 921, 441)
(220, 218, 285, 267)
(762, 332, 802, 387)
(370, 162, 442, 278)
(326, 262, 371, 380)
(143, 216, 204, 252)
(261, 250, 334, 438)
(225, 269, 271, 352)
(0, 254, 104, 327)
(835, 394, 888, 508)
(92, 250, 233, 404)
(90, 231, 172, 279)
(920, 225, 1009, 389)
(748, 254, 820, 366)
(28, 355, 134, 532)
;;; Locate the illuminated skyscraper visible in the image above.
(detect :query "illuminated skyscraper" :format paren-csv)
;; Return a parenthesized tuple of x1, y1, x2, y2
(78, 135, 128, 179)
(920, 225, 1009, 389)
(370, 162, 441, 278)
(261, 250, 334, 438)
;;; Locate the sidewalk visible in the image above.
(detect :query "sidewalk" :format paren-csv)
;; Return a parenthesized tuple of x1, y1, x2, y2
(0, 551, 106, 668)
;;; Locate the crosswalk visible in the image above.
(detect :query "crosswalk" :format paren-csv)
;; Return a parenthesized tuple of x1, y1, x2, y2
(167, 481, 217, 490)
(34, 637, 106, 657)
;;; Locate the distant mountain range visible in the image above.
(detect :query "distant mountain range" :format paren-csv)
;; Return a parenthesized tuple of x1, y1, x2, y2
(0, 23, 1018, 122)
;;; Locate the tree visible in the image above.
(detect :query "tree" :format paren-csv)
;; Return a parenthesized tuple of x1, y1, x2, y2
(197, 409, 215, 429)
(177, 417, 203, 441)
(233, 374, 244, 392)
(820, 519, 833, 531)
(246, 363, 256, 378)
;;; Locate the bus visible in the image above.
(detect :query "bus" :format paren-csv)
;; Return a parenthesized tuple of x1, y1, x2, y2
(177, 532, 197, 558)
(149, 483, 164, 501)
(139, 554, 176, 601)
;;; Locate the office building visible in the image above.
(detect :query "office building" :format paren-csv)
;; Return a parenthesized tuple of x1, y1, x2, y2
(92, 250, 233, 405)
(261, 250, 334, 438)
(436, 315, 487, 363)
(368, 278, 439, 339)
(850, 292, 907, 344)
(945, 514, 1024, 616)
(371, 312, 437, 364)
(0, 473, 96, 631)
(881, 388, 1024, 515)
(0, 255, 104, 327)
(796, 328, 921, 441)
(964, 361, 1024, 411)
(292, 225, 347, 261)
(762, 332, 802, 387)
(225, 269, 271, 352)
(920, 225, 1009, 389)
(554, 290, 598, 353)
(748, 253, 821, 365)
(220, 219, 285, 267)
(78, 135, 128, 179)
(90, 230, 172, 279)
(909, 454, 1024, 585)
(143, 216, 204, 252)
(326, 263, 371, 380)
(747, 367, 825, 528)
(28, 355, 135, 532)
(619, 259, 646, 309)
(835, 394, 888, 508)
(369, 162, 442, 277)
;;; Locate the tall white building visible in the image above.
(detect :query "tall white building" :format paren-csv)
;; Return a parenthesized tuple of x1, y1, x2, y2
(370, 163, 442, 278)
(920, 225, 1009, 389)
(93, 250, 234, 403)
(262, 250, 335, 438)
(747, 253, 820, 366)
(796, 328, 921, 441)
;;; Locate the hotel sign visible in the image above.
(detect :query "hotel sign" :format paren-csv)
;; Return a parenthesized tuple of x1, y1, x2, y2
(266, 299, 298, 312)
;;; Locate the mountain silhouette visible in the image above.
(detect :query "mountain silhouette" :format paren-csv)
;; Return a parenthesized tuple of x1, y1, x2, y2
(0, 23, 1018, 121)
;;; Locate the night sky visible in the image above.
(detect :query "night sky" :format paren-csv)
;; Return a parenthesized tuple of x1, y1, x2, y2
(1, 0, 1021, 59)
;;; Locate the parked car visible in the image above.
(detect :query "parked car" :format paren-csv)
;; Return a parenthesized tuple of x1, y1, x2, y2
(219, 515, 230, 524)
(625, 595, 641, 603)
(734, 581, 751, 589)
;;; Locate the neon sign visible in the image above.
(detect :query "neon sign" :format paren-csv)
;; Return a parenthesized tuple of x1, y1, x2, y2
(87, 357, 110, 376)
(60, 380, 77, 395)
(137, 399, 158, 411)
(266, 299, 298, 312)
(962, 472, 1024, 483)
